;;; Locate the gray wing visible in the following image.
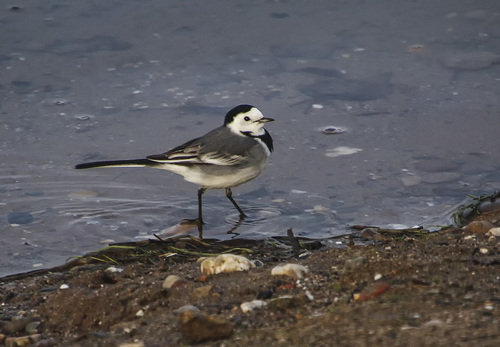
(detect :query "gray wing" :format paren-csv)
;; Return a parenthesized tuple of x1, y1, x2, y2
(146, 127, 253, 166)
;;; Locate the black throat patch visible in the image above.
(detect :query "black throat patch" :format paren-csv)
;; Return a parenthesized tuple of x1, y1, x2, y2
(241, 130, 274, 153)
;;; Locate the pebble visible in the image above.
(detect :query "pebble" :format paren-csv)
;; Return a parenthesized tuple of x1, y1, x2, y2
(486, 227, 500, 237)
(407, 44, 425, 53)
(8, 212, 34, 225)
(5, 334, 42, 347)
(422, 319, 445, 328)
(463, 220, 494, 234)
(162, 275, 189, 289)
(59, 284, 69, 290)
(178, 309, 233, 343)
(401, 175, 421, 187)
(442, 51, 500, 70)
(271, 263, 310, 279)
(25, 321, 40, 334)
(325, 146, 362, 158)
(240, 300, 267, 313)
(199, 254, 255, 275)
(100, 239, 115, 244)
(319, 126, 346, 135)
(1, 318, 35, 334)
(174, 305, 200, 315)
(117, 343, 145, 347)
(105, 266, 123, 273)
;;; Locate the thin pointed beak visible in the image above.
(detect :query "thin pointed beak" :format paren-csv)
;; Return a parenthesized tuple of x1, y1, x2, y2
(257, 117, 275, 123)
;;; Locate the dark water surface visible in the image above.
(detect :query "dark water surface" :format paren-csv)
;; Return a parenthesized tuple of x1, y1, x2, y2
(1, 1, 500, 276)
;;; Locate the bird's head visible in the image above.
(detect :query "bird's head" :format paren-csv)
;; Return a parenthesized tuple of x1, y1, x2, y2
(224, 104, 274, 137)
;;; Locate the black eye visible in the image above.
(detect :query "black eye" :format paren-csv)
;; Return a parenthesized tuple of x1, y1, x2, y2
(244, 116, 250, 121)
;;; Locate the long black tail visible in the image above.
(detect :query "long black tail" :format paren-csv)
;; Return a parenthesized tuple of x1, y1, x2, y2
(75, 158, 158, 169)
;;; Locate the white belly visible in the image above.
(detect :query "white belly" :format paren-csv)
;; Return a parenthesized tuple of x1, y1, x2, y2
(156, 160, 267, 189)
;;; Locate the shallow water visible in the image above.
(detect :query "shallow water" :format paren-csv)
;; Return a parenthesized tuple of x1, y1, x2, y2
(1, 1, 500, 276)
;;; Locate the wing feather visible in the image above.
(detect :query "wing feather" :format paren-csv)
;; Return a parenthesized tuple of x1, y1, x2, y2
(146, 127, 253, 166)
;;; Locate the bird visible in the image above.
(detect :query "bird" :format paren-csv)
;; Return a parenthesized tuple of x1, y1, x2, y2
(75, 104, 274, 230)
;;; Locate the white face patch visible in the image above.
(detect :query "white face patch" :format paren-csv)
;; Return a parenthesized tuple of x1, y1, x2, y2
(226, 107, 267, 136)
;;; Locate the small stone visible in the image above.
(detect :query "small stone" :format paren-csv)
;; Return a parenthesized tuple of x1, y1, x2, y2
(59, 284, 69, 290)
(192, 285, 214, 300)
(486, 227, 500, 237)
(5, 334, 42, 347)
(74, 114, 93, 121)
(24, 321, 40, 334)
(8, 212, 34, 225)
(163, 275, 189, 289)
(135, 309, 144, 317)
(240, 300, 267, 313)
(174, 305, 200, 315)
(422, 319, 445, 328)
(463, 220, 494, 234)
(407, 44, 425, 53)
(325, 146, 362, 158)
(118, 343, 145, 347)
(401, 175, 421, 187)
(105, 266, 123, 273)
(100, 239, 115, 244)
(1, 318, 35, 335)
(199, 254, 255, 275)
(320, 126, 346, 135)
(178, 310, 233, 343)
(271, 263, 310, 279)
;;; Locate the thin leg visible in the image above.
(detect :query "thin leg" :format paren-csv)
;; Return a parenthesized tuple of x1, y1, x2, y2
(197, 187, 206, 225)
(225, 188, 246, 218)
(181, 188, 205, 234)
